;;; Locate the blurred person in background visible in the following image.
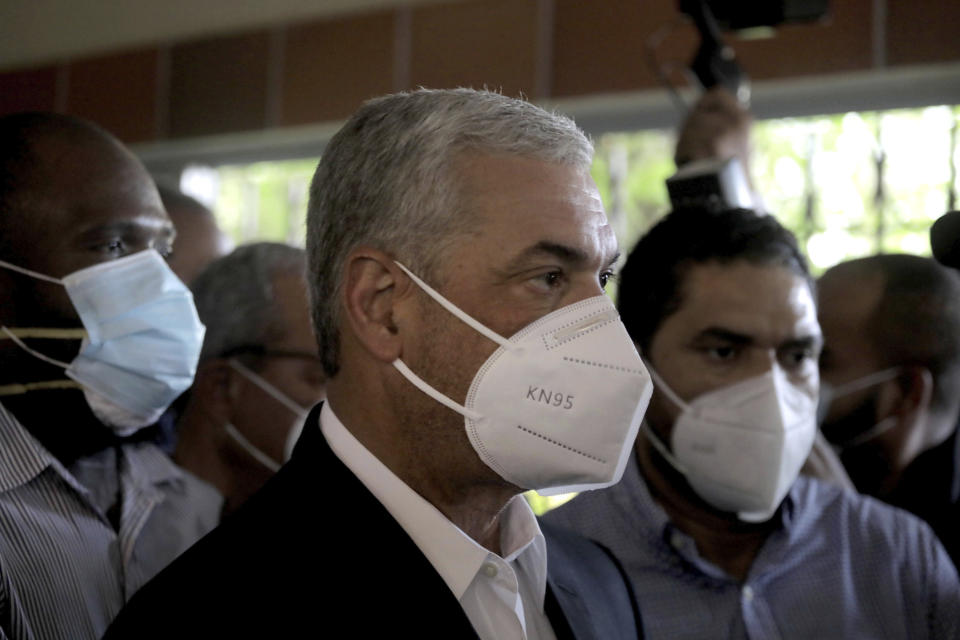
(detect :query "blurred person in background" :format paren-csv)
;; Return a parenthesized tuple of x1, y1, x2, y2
(547, 206, 959, 639)
(157, 184, 233, 285)
(174, 242, 326, 517)
(818, 254, 960, 568)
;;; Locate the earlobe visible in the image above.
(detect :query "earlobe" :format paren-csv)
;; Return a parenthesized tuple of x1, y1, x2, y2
(342, 248, 408, 364)
(904, 366, 934, 415)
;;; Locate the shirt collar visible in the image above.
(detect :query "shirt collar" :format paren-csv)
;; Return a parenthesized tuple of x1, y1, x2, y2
(122, 442, 185, 492)
(319, 401, 547, 603)
(0, 400, 183, 496)
(0, 400, 80, 494)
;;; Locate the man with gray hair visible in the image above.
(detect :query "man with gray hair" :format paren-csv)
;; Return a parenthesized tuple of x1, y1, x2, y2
(106, 88, 649, 639)
(174, 242, 326, 517)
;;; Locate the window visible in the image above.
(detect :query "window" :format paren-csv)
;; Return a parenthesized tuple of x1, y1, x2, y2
(591, 104, 960, 274)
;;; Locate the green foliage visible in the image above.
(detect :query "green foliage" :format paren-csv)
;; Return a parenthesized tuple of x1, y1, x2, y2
(212, 158, 318, 247)
(201, 105, 958, 277)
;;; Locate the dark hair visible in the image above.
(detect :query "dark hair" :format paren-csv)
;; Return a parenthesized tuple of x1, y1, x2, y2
(828, 254, 960, 414)
(618, 206, 811, 353)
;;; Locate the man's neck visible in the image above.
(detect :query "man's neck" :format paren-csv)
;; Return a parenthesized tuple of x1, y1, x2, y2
(173, 408, 240, 514)
(2, 389, 118, 465)
(637, 438, 776, 582)
(327, 383, 517, 556)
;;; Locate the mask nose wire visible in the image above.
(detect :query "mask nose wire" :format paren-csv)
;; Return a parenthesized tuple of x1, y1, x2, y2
(393, 261, 513, 351)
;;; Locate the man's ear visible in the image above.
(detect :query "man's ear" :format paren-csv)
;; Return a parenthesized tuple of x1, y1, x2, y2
(876, 365, 934, 470)
(341, 247, 412, 364)
(878, 365, 933, 426)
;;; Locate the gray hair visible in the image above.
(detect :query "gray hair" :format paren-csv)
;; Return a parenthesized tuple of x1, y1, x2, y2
(306, 88, 594, 377)
(191, 242, 307, 363)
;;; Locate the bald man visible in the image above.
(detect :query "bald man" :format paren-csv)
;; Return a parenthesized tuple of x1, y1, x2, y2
(0, 113, 220, 639)
(818, 254, 960, 567)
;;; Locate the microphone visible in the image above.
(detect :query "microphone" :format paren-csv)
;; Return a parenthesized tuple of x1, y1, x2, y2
(930, 211, 960, 269)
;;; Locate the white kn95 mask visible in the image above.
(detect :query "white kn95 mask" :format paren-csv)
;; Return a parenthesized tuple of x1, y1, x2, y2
(643, 364, 817, 522)
(392, 261, 653, 496)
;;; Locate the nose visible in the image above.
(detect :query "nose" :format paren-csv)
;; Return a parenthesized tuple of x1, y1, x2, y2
(565, 275, 609, 307)
(743, 349, 780, 381)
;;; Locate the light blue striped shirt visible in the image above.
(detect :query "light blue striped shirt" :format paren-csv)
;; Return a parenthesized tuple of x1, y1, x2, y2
(0, 401, 222, 640)
(545, 452, 960, 639)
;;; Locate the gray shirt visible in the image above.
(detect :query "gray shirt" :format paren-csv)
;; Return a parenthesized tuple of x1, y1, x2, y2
(545, 452, 960, 639)
(0, 401, 222, 640)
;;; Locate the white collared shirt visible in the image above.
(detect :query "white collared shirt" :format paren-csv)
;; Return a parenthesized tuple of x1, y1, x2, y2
(320, 402, 557, 640)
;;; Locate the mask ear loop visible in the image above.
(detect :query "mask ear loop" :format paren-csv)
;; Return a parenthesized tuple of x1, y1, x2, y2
(392, 360, 483, 422)
(835, 416, 898, 449)
(0, 260, 75, 370)
(227, 358, 308, 416)
(0, 259, 65, 285)
(389, 261, 499, 422)
(1, 327, 72, 369)
(393, 261, 512, 350)
(223, 423, 282, 473)
(831, 367, 903, 397)
(640, 421, 690, 475)
(642, 359, 691, 412)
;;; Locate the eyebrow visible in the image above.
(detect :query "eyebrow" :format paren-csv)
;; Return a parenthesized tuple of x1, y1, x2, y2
(694, 326, 823, 350)
(694, 327, 754, 345)
(503, 241, 620, 272)
(77, 219, 175, 241)
(782, 335, 823, 351)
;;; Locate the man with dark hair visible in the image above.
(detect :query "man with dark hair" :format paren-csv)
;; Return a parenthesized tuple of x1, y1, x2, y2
(818, 254, 960, 567)
(175, 242, 326, 516)
(0, 112, 220, 639)
(105, 88, 648, 639)
(547, 207, 959, 638)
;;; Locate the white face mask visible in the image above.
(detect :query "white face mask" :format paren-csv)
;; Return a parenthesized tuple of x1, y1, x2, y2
(644, 364, 817, 522)
(818, 367, 902, 448)
(391, 262, 652, 496)
(0, 250, 205, 436)
(224, 359, 313, 472)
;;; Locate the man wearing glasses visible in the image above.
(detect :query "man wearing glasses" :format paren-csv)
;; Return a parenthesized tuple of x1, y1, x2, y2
(174, 242, 326, 516)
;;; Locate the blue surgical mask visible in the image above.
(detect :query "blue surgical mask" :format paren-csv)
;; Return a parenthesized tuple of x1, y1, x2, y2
(0, 250, 206, 435)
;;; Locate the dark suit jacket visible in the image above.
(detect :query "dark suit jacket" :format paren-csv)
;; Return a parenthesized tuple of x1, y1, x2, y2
(105, 405, 642, 639)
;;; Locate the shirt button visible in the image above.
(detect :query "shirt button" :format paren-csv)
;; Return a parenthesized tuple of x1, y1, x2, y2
(482, 563, 498, 578)
(742, 585, 754, 602)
